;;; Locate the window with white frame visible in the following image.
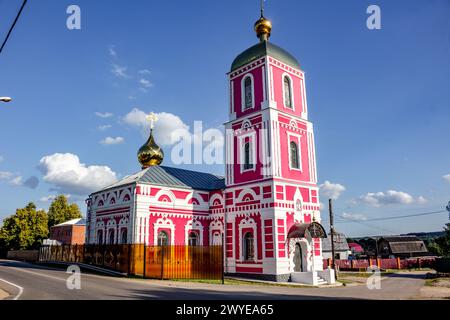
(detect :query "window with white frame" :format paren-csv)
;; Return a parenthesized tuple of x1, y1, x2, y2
(188, 232, 199, 246)
(290, 141, 300, 169)
(243, 141, 255, 171)
(243, 232, 255, 261)
(108, 229, 115, 244)
(283, 75, 293, 109)
(157, 231, 169, 246)
(242, 75, 254, 111)
(288, 133, 302, 171)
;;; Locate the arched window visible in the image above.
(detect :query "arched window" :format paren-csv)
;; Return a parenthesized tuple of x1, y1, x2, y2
(295, 199, 302, 212)
(284, 76, 293, 108)
(243, 232, 255, 261)
(157, 231, 169, 246)
(188, 232, 199, 246)
(108, 229, 115, 245)
(290, 141, 300, 169)
(243, 141, 254, 170)
(121, 229, 127, 244)
(97, 230, 103, 244)
(243, 76, 253, 110)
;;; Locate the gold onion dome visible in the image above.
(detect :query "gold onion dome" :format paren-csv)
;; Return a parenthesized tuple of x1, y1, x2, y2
(254, 14, 272, 42)
(138, 129, 164, 168)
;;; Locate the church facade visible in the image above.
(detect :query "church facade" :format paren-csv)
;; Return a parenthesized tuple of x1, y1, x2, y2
(85, 12, 334, 284)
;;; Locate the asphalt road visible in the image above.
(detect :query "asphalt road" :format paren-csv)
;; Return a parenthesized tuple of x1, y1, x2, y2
(0, 259, 428, 300)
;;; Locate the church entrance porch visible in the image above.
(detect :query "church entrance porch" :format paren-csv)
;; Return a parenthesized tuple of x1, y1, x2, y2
(293, 243, 303, 272)
(287, 222, 335, 285)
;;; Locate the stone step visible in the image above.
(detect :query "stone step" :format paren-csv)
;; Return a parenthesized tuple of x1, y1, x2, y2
(315, 277, 328, 285)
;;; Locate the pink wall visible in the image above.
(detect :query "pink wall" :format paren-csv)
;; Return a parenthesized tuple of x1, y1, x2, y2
(232, 66, 265, 118)
(270, 64, 304, 117)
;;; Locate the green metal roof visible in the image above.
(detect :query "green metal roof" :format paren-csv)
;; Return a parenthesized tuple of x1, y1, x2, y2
(96, 166, 225, 193)
(231, 40, 300, 72)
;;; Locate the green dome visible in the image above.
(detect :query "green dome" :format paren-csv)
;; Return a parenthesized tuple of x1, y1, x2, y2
(231, 40, 300, 72)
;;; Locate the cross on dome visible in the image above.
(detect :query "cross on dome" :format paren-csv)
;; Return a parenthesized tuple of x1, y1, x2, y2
(146, 112, 159, 129)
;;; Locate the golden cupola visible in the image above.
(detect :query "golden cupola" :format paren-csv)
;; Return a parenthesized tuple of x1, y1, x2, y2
(254, 6, 272, 41)
(137, 113, 164, 169)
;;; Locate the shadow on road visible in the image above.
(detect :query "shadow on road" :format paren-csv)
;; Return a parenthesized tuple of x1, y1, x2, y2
(386, 272, 428, 280)
(108, 287, 362, 300)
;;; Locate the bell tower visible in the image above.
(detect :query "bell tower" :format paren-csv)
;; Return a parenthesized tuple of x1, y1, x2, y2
(223, 8, 326, 282)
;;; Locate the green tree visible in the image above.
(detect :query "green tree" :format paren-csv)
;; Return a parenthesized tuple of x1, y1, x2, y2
(435, 223, 450, 257)
(47, 195, 82, 228)
(0, 202, 48, 254)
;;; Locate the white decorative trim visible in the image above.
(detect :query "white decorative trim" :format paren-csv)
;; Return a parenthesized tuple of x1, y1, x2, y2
(236, 188, 258, 203)
(238, 217, 257, 262)
(262, 65, 266, 104)
(209, 220, 224, 245)
(210, 193, 224, 207)
(153, 217, 175, 245)
(185, 220, 204, 245)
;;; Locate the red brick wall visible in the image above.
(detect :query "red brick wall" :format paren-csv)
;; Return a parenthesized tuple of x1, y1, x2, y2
(50, 225, 85, 245)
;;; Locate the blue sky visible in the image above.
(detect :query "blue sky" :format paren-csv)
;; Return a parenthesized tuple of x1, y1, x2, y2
(0, 0, 449, 237)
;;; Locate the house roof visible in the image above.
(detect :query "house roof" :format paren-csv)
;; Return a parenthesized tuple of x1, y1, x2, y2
(95, 165, 225, 193)
(380, 236, 428, 254)
(322, 232, 350, 252)
(348, 243, 364, 253)
(53, 218, 86, 227)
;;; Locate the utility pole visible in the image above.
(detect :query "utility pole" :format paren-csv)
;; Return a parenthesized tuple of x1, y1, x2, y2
(446, 201, 450, 221)
(328, 199, 336, 273)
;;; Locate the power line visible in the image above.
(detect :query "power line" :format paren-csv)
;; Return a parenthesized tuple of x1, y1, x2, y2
(334, 213, 397, 234)
(0, 0, 28, 55)
(335, 210, 446, 223)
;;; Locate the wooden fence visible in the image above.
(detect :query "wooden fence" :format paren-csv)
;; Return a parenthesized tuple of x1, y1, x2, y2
(39, 244, 224, 280)
(323, 257, 436, 271)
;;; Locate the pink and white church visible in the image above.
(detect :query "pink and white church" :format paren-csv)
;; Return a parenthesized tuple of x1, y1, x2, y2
(85, 12, 335, 284)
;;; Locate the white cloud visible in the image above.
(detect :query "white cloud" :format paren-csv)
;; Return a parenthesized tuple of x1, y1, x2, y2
(97, 124, 112, 131)
(357, 190, 426, 207)
(10, 176, 22, 186)
(40, 194, 71, 202)
(138, 69, 151, 75)
(443, 174, 450, 182)
(123, 108, 191, 146)
(100, 136, 125, 145)
(108, 45, 117, 57)
(0, 171, 13, 180)
(139, 78, 154, 89)
(417, 196, 427, 204)
(319, 181, 346, 200)
(0, 172, 38, 189)
(38, 153, 117, 195)
(111, 64, 130, 79)
(95, 112, 113, 118)
(342, 212, 367, 221)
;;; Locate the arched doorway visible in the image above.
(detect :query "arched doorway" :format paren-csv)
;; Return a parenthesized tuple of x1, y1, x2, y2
(293, 243, 303, 272)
